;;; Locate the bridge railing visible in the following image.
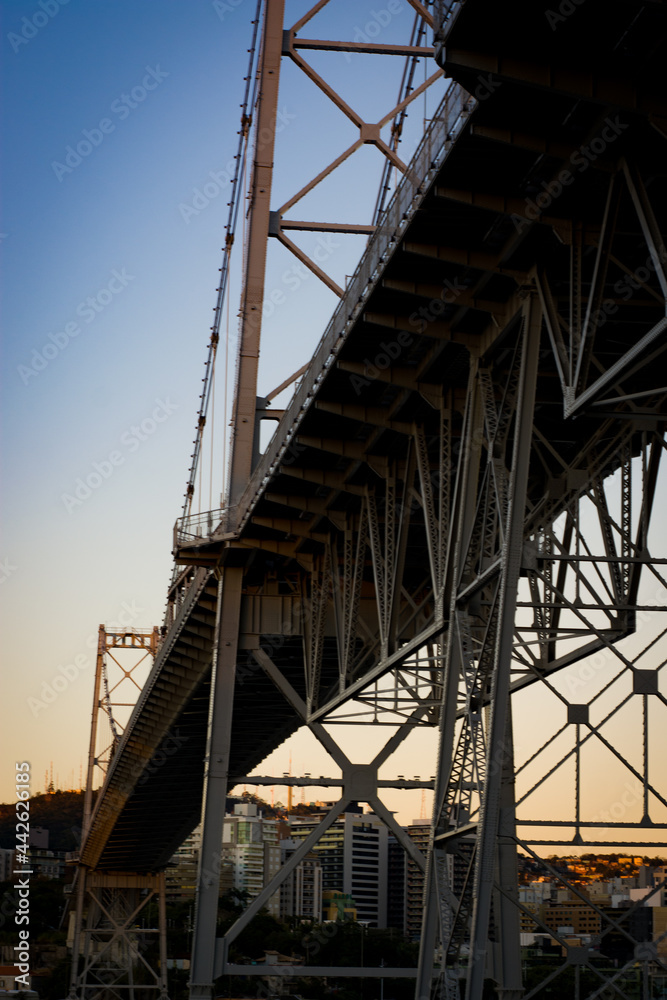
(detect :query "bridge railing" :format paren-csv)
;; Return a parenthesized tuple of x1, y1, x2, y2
(173, 505, 235, 550)
(434, 0, 462, 34)
(236, 82, 473, 530)
(165, 507, 236, 629)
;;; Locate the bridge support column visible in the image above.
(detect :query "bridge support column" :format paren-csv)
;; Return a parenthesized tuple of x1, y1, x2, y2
(466, 296, 540, 1000)
(189, 567, 243, 1000)
(67, 872, 169, 1000)
(67, 868, 86, 1000)
(416, 296, 540, 1000)
(415, 358, 484, 1000)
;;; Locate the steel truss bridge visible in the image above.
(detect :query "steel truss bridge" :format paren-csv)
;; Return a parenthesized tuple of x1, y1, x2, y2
(68, 2, 667, 999)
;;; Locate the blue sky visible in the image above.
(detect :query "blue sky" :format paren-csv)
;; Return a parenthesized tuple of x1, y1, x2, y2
(0, 0, 443, 819)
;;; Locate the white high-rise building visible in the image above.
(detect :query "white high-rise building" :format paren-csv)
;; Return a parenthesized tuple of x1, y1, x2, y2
(222, 802, 281, 917)
(279, 838, 323, 921)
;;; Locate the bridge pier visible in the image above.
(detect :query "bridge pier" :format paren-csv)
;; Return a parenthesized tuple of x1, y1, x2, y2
(415, 300, 540, 999)
(465, 295, 539, 997)
(67, 872, 169, 1000)
(189, 567, 244, 1000)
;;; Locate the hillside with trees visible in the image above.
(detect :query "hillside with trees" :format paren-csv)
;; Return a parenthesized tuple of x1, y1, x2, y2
(0, 790, 85, 851)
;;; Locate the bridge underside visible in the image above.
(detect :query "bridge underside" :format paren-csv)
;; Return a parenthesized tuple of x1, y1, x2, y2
(76, 2, 667, 998)
(80, 567, 316, 871)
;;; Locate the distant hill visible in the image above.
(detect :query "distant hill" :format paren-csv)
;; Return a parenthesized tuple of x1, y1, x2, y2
(0, 790, 85, 852)
(0, 790, 284, 854)
(0, 788, 330, 856)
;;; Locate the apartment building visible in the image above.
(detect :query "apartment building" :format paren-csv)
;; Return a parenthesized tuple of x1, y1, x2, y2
(289, 803, 388, 926)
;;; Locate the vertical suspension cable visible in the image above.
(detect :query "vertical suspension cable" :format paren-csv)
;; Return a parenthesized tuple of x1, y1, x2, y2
(209, 363, 215, 513)
(180, 0, 263, 522)
(373, 13, 427, 224)
(423, 51, 427, 129)
(222, 284, 230, 509)
(198, 434, 203, 514)
(226, 109, 253, 504)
